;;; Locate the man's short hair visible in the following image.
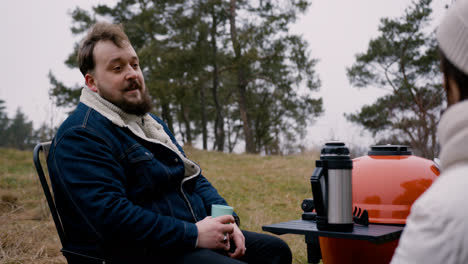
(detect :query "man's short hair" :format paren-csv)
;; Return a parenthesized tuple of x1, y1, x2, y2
(78, 22, 130, 76)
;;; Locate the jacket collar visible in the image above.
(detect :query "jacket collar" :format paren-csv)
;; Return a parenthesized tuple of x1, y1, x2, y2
(79, 88, 201, 178)
(438, 99, 468, 170)
(80, 87, 146, 128)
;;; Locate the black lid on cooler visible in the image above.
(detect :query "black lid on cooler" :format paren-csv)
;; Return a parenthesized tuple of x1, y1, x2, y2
(368, 145, 412, 156)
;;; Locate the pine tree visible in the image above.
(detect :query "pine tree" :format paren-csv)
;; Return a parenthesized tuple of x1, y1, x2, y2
(346, 0, 442, 159)
(5, 108, 34, 150)
(0, 100, 10, 146)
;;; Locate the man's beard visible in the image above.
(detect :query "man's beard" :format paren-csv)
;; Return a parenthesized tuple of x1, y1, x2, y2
(120, 89, 153, 116)
(111, 80, 153, 116)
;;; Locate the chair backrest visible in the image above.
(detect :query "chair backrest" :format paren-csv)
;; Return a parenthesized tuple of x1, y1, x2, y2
(33, 142, 106, 264)
(33, 141, 67, 245)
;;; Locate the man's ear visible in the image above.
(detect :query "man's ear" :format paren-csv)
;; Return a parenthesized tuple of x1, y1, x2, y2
(85, 73, 98, 93)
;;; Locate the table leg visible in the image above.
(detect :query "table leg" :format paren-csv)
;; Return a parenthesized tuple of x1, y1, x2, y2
(305, 234, 322, 264)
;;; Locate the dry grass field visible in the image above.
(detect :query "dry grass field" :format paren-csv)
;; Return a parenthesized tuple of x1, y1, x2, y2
(0, 146, 319, 264)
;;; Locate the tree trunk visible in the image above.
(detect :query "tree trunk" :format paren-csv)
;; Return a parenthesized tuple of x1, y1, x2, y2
(229, 0, 255, 153)
(211, 6, 225, 152)
(226, 112, 240, 153)
(180, 103, 192, 146)
(161, 101, 174, 134)
(199, 84, 208, 150)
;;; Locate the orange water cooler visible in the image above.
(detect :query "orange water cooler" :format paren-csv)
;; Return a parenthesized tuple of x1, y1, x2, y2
(319, 145, 440, 264)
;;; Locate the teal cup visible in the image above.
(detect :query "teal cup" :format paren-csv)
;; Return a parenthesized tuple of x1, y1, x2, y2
(211, 204, 234, 218)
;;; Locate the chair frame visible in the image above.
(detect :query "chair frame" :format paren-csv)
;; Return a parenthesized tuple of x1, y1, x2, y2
(33, 142, 106, 264)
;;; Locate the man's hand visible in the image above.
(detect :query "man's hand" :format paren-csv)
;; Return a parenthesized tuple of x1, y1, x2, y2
(195, 215, 235, 249)
(228, 223, 246, 259)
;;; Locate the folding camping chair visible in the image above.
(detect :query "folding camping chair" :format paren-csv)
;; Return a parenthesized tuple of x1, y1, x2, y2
(33, 142, 106, 264)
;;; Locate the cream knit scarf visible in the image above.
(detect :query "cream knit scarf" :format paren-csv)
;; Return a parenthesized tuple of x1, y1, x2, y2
(438, 99, 468, 171)
(80, 87, 200, 178)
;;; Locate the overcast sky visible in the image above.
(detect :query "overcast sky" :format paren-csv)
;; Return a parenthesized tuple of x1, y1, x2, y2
(0, 0, 448, 151)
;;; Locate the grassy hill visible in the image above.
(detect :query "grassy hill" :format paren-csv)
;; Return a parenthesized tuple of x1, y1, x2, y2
(0, 146, 319, 264)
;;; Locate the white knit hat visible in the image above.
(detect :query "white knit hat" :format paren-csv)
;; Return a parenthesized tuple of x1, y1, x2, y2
(437, 0, 468, 75)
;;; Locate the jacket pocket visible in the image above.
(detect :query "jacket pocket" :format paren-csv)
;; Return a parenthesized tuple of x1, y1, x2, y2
(127, 146, 154, 163)
(125, 146, 158, 205)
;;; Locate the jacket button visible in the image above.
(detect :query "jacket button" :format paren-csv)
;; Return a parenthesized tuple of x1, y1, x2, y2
(174, 158, 179, 163)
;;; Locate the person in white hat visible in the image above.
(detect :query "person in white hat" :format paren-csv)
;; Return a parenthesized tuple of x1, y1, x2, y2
(391, 1, 468, 263)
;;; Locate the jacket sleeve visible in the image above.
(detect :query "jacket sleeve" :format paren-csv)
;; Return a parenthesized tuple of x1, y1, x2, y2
(50, 127, 198, 250)
(390, 184, 464, 264)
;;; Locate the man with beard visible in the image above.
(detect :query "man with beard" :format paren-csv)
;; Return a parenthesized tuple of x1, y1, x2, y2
(47, 22, 292, 264)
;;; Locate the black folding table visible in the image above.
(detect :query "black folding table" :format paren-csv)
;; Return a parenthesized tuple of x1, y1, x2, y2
(262, 219, 404, 264)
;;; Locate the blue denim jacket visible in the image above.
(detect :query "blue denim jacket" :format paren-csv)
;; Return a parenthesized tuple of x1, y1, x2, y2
(48, 103, 229, 259)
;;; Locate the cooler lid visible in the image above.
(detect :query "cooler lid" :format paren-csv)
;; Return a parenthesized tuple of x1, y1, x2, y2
(368, 145, 412, 156)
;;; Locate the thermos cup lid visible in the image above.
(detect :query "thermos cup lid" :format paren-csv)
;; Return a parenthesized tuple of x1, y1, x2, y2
(321, 142, 350, 156)
(318, 142, 353, 168)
